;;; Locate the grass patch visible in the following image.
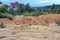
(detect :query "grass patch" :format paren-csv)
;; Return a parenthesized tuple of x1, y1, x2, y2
(53, 30, 60, 33)
(0, 23, 6, 28)
(43, 36, 48, 38)
(56, 20, 60, 26)
(23, 11, 43, 16)
(0, 36, 6, 39)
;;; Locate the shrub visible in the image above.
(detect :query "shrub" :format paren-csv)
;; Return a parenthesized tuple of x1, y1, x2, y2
(43, 12, 49, 15)
(0, 13, 7, 18)
(0, 23, 6, 28)
(0, 7, 7, 13)
(0, 13, 13, 20)
(0, 36, 6, 39)
(20, 26, 25, 30)
(23, 11, 43, 16)
(31, 11, 42, 16)
(57, 9, 60, 14)
(8, 16, 13, 20)
(56, 20, 60, 26)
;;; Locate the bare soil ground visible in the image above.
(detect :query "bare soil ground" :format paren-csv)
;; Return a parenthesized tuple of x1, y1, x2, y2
(0, 14, 60, 40)
(0, 18, 15, 24)
(0, 23, 60, 40)
(13, 14, 60, 25)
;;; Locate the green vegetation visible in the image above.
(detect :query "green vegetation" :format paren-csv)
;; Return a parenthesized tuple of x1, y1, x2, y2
(51, 4, 57, 13)
(23, 11, 50, 16)
(0, 23, 6, 28)
(0, 13, 13, 20)
(53, 30, 60, 33)
(0, 2, 60, 18)
(57, 9, 60, 14)
(0, 35, 6, 39)
(24, 11, 42, 16)
(25, 3, 33, 12)
(0, 7, 7, 13)
(8, 16, 13, 20)
(56, 20, 60, 26)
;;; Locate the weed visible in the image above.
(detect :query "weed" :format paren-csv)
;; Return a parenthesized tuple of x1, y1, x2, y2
(0, 36, 6, 39)
(0, 23, 6, 28)
(56, 20, 60, 26)
(53, 30, 60, 33)
(43, 36, 48, 38)
(36, 27, 39, 30)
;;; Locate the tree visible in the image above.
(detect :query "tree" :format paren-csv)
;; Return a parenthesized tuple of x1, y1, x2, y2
(17, 4, 25, 14)
(4, 5, 9, 8)
(12, 2, 25, 15)
(0, 7, 7, 13)
(25, 3, 32, 12)
(19, 4, 25, 13)
(57, 9, 60, 14)
(51, 4, 56, 13)
(9, 7, 16, 16)
(0, 2, 2, 4)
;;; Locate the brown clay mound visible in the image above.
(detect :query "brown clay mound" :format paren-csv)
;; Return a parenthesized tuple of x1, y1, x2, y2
(13, 14, 60, 25)
(0, 18, 15, 25)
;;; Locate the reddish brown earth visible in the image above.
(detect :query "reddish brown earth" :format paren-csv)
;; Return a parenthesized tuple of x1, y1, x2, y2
(0, 14, 60, 27)
(1, 14, 60, 25)
(0, 14, 60, 40)
(0, 18, 15, 24)
(13, 14, 60, 25)
(0, 18, 16, 28)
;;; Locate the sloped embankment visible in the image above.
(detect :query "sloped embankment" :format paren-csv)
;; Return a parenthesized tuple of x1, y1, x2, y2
(13, 14, 60, 25)
(0, 18, 15, 24)
(0, 18, 16, 28)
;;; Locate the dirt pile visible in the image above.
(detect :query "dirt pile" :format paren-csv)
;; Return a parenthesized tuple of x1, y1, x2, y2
(13, 14, 60, 25)
(0, 18, 15, 25)
(0, 18, 15, 24)
(0, 18, 16, 28)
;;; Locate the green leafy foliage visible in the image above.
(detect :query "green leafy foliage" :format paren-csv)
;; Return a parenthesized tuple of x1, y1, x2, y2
(51, 4, 56, 13)
(56, 20, 60, 26)
(0, 23, 6, 28)
(25, 3, 33, 12)
(0, 13, 13, 20)
(8, 16, 13, 20)
(0, 7, 7, 13)
(0, 3, 60, 17)
(23, 11, 50, 16)
(57, 9, 60, 14)
(18, 4, 25, 13)
(23, 11, 42, 16)
(0, 36, 6, 39)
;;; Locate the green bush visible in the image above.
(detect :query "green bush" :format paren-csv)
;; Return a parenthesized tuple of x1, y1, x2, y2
(8, 16, 13, 20)
(0, 23, 6, 28)
(0, 36, 6, 39)
(43, 12, 49, 15)
(56, 20, 60, 26)
(31, 11, 42, 16)
(57, 9, 60, 14)
(0, 13, 13, 20)
(23, 11, 43, 16)
(0, 13, 7, 18)
(0, 7, 7, 13)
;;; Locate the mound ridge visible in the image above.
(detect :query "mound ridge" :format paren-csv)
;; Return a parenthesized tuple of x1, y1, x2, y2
(0, 18, 15, 25)
(13, 14, 60, 25)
